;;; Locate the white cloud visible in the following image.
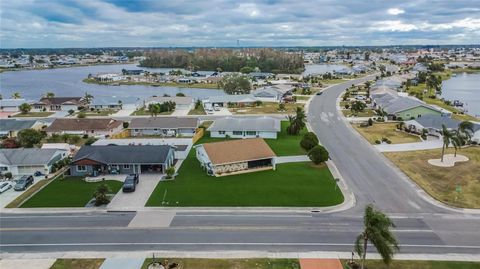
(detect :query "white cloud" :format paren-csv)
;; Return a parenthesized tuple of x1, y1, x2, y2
(387, 8, 405, 15)
(373, 20, 417, 32)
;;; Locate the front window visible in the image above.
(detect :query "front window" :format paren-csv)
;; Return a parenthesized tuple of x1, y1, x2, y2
(219, 131, 225, 135)
(233, 131, 242, 135)
(76, 165, 87, 172)
(123, 164, 130, 169)
(246, 131, 256, 136)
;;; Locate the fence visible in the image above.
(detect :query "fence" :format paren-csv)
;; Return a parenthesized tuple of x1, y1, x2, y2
(192, 128, 205, 144)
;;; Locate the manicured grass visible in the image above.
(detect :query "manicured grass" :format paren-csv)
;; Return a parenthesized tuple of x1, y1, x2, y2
(342, 259, 480, 269)
(352, 122, 421, 144)
(188, 106, 207, 115)
(229, 102, 304, 114)
(5, 177, 53, 208)
(13, 111, 54, 117)
(265, 121, 307, 156)
(146, 152, 343, 207)
(384, 147, 480, 208)
(342, 109, 376, 117)
(141, 258, 300, 269)
(50, 259, 105, 269)
(20, 176, 122, 208)
(130, 108, 173, 116)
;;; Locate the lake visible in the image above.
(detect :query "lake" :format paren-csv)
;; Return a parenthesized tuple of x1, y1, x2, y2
(441, 73, 480, 117)
(0, 64, 224, 101)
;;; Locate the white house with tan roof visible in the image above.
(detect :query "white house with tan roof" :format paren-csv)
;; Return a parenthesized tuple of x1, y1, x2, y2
(195, 138, 276, 176)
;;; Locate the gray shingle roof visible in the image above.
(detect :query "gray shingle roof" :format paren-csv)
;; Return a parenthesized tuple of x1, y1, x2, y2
(409, 115, 461, 130)
(208, 117, 281, 132)
(0, 148, 62, 165)
(72, 145, 173, 164)
(0, 119, 37, 132)
(205, 94, 258, 103)
(129, 117, 198, 129)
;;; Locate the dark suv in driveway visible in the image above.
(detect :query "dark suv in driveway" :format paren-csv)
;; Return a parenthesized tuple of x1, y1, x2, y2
(14, 175, 34, 191)
(122, 174, 139, 192)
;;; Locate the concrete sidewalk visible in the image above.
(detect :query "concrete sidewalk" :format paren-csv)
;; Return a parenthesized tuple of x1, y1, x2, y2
(375, 140, 443, 152)
(276, 155, 309, 164)
(0, 259, 56, 269)
(100, 258, 144, 269)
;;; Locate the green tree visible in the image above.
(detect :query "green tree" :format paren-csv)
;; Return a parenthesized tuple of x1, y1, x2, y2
(77, 112, 86, 118)
(287, 107, 306, 135)
(457, 121, 474, 142)
(44, 92, 55, 98)
(239, 66, 254, 74)
(17, 129, 45, 147)
(307, 145, 329, 164)
(19, 103, 32, 114)
(355, 204, 399, 269)
(350, 101, 366, 114)
(11, 92, 21, 99)
(439, 124, 455, 162)
(166, 167, 175, 179)
(219, 73, 252, 95)
(176, 92, 186, 97)
(84, 92, 93, 104)
(300, 132, 319, 151)
(93, 183, 111, 206)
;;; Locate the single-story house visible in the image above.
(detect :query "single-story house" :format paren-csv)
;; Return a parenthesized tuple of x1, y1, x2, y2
(0, 148, 67, 176)
(372, 91, 443, 120)
(208, 116, 281, 139)
(0, 119, 43, 138)
(88, 96, 142, 111)
(202, 94, 258, 110)
(195, 138, 276, 176)
(44, 118, 124, 137)
(0, 99, 28, 112)
(405, 115, 461, 135)
(252, 86, 286, 102)
(144, 96, 194, 111)
(32, 97, 87, 112)
(70, 145, 175, 176)
(129, 117, 199, 137)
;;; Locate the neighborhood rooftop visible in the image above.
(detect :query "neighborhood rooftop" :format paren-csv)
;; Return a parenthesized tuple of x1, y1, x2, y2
(208, 116, 281, 132)
(33, 97, 84, 105)
(129, 117, 198, 129)
(145, 96, 194, 105)
(408, 114, 461, 130)
(44, 118, 122, 132)
(0, 148, 63, 166)
(201, 138, 276, 165)
(73, 145, 173, 164)
(0, 119, 37, 132)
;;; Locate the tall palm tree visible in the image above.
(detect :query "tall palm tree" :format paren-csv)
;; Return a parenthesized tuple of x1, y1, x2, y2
(287, 107, 306, 135)
(84, 92, 93, 104)
(11, 92, 21, 99)
(355, 204, 399, 269)
(44, 92, 55, 98)
(450, 135, 463, 158)
(440, 124, 454, 162)
(457, 121, 474, 142)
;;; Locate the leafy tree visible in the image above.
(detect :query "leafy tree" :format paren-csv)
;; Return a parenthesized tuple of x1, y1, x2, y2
(4, 172, 13, 180)
(166, 167, 176, 179)
(307, 145, 329, 164)
(300, 132, 319, 151)
(195, 100, 202, 110)
(287, 107, 306, 135)
(44, 92, 55, 98)
(1, 138, 19, 148)
(93, 183, 111, 206)
(11, 92, 21, 99)
(123, 122, 129, 128)
(350, 101, 366, 114)
(219, 73, 252, 95)
(19, 103, 32, 114)
(84, 92, 93, 103)
(240, 66, 254, 74)
(77, 112, 86, 118)
(355, 204, 399, 269)
(17, 129, 45, 147)
(176, 92, 186, 97)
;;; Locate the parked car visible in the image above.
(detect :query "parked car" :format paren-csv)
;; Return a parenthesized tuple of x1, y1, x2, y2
(34, 171, 44, 177)
(0, 182, 12, 193)
(122, 174, 139, 192)
(316, 91, 323, 95)
(14, 175, 34, 191)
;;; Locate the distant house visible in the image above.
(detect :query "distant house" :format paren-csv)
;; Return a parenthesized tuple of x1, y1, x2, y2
(144, 96, 194, 111)
(0, 99, 28, 112)
(195, 138, 276, 176)
(89, 96, 141, 111)
(32, 97, 87, 112)
(252, 85, 294, 102)
(92, 138, 192, 159)
(372, 91, 443, 120)
(248, 72, 274, 79)
(208, 117, 281, 139)
(70, 145, 175, 176)
(0, 119, 43, 138)
(405, 115, 461, 135)
(44, 118, 123, 137)
(0, 148, 67, 176)
(123, 69, 144, 76)
(202, 94, 258, 110)
(129, 117, 199, 137)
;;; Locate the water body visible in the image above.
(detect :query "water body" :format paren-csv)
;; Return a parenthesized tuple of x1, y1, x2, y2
(0, 64, 224, 101)
(302, 64, 350, 76)
(441, 73, 480, 117)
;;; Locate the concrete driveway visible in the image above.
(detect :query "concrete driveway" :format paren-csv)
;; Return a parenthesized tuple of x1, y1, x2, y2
(108, 174, 162, 209)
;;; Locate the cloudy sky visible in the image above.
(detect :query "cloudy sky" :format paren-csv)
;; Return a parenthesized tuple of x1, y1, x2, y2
(1, 0, 479, 48)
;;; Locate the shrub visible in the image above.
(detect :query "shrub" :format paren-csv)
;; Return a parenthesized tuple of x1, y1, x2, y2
(255, 100, 263, 106)
(165, 167, 175, 179)
(386, 139, 392, 144)
(367, 118, 373, 126)
(4, 172, 13, 180)
(93, 183, 111, 206)
(84, 137, 98, 146)
(82, 134, 89, 139)
(123, 122, 129, 128)
(381, 137, 388, 142)
(278, 103, 286, 111)
(375, 140, 381, 144)
(307, 145, 329, 165)
(300, 132, 319, 151)
(77, 112, 86, 118)
(344, 104, 350, 109)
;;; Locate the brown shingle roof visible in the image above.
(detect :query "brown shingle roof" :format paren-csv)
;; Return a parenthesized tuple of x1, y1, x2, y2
(129, 117, 198, 129)
(44, 118, 122, 132)
(34, 97, 84, 105)
(202, 138, 276, 165)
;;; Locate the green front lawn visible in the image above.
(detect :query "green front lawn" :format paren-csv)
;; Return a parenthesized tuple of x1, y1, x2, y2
(342, 260, 480, 269)
(50, 259, 105, 269)
(21, 177, 122, 208)
(141, 258, 300, 269)
(13, 112, 54, 117)
(146, 151, 343, 207)
(265, 121, 307, 156)
(131, 108, 173, 116)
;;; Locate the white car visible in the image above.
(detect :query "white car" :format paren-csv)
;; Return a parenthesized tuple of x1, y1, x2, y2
(0, 182, 12, 193)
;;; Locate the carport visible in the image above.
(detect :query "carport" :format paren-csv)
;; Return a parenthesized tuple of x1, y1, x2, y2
(140, 164, 163, 173)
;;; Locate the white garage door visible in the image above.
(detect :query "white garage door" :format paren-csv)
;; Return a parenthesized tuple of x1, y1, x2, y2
(17, 166, 45, 175)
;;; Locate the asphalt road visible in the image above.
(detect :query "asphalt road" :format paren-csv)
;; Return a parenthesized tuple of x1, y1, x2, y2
(1, 76, 479, 256)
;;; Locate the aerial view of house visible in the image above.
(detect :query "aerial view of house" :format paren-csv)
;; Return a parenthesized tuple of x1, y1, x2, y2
(195, 138, 276, 176)
(44, 118, 123, 137)
(70, 145, 175, 176)
(0, 119, 43, 138)
(0, 98, 29, 112)
(88, 96, 142, 111)
(208, 116, 281, 139)
(252, 85, 294, 102)
(32, 97, 87, 112)
(0, 148, 67, 176)
(405, 114, 461, 134)
(129, 117, 199, 137)
(144, 96, 194, 111)
(372, 91, 443, 120)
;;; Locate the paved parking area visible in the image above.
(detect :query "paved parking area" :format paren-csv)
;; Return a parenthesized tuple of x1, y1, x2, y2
(108, 174, 162, 209)
(0, 176, 48, 208)
(99, 258, 144, 269)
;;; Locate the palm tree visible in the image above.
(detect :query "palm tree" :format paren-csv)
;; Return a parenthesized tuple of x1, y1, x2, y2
(11, 92, 21, 99)
(287, 107, 306, 135)
(440, 124, 455, 162)
(84, 92, 93, 104)
(44, 92, 55, 98)
(450, 135, 463, 158)
(457, 121, 474, 142)
(355, 204, 399, 269)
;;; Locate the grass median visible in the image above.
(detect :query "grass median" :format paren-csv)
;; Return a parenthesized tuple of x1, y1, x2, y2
(141, 258, 300, 269)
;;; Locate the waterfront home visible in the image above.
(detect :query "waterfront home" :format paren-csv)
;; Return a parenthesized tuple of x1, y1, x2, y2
(0, 148, 67, 176)
(208, 116, 281, 139)
(405, 115, 461, 135)
(70, 145, 175, 176)
(0, 119, 44, 138)
(0, 99, 28, 112)
(252, 85, 294, 103)
(96, 73, 125, 82)
(32, 97, 87, 112)
(202, 94, 258, 110)
(248, 72, 274, 79)
(373, 94, 443, 120)
(89, 96, 142, 111)
(44, 118, 123, 137)
(144, 96, 194, 111)
(195, 138, 276, 176)
(129, 117, 199, 137)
